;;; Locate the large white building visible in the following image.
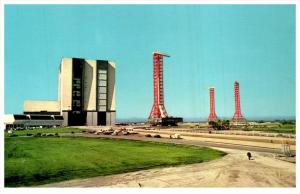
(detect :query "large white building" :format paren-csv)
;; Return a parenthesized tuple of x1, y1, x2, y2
(23, 57, 116, 126)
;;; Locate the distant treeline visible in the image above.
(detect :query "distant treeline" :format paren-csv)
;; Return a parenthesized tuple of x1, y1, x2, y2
(256, 120, 295, 124)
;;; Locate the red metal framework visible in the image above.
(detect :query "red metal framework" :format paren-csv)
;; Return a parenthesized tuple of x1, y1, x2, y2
(208, 87, 218, 122)
(232, 81, 245, 121)
(149, 52, 169, 120)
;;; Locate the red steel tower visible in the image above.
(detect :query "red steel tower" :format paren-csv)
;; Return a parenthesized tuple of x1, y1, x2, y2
(232, 81, 245, 121)
(149, 51, 169, 121)
(208, 87, 218, 122)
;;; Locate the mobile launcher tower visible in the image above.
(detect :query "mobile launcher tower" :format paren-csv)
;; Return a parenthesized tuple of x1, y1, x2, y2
(148, 51, 183, 126)
(232, 81, 246, 124)
(208, 87, 218, 122)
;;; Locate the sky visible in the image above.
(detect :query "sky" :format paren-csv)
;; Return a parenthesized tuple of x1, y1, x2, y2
(4, 4, 295, 120)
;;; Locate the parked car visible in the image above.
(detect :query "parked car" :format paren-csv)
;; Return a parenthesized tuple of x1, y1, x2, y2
(103, 130, 113, 135)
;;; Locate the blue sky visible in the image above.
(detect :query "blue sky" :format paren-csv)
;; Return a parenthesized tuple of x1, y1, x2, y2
(5, 5, 295, 120)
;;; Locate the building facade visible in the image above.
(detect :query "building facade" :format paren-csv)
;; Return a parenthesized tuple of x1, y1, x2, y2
(23, 57, 116, 126)
(58, 57, 116, 126)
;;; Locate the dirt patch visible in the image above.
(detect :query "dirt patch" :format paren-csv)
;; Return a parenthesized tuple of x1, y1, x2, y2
(40, 148, 295, 188)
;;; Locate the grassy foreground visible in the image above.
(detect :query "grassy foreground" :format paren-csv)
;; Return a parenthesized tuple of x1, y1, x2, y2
(5, 136, 226, 187)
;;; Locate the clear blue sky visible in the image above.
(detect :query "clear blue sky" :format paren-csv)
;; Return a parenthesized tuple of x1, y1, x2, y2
(5, 5, 295, 120)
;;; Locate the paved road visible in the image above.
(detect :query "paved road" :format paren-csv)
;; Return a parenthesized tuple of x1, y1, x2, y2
(70, 133, 295, 155)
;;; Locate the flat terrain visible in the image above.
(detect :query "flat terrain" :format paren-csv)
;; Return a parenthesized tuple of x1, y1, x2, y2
(5, 127, 82, 137)
(178, 121, 296, 134)
(78, 126, 296, 154)
(246, 125, 295, 134)
(75, 132, 295, 154)
(42, 147, 296, 187)
(5, 123, 296, 187)
(5, 136, 225, 187)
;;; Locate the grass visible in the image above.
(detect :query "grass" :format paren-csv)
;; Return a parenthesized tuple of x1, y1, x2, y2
(5, 136, 226, 187)
(247, 124, 296, 134)
(249, 128, 295, 134)
(5, 127, 82, 137)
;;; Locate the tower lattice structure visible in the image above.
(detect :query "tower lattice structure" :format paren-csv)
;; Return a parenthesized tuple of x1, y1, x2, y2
(208, 87, 218, 122)
(232, 81, 245, 121)
(149, 52, 169, 120)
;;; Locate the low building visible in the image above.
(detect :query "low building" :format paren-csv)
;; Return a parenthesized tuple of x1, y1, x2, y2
(24, 100, 60, 115)
(4, 114, 63, 130)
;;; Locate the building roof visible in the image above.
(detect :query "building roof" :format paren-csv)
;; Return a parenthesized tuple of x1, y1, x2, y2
(24, 100, 60, 112)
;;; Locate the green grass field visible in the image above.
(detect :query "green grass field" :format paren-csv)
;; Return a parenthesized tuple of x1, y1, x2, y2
(249, 128, 295, 134)
(5, 127, 82, 137)
(248, 124, 296, 134)
(5, 136, 226, 187)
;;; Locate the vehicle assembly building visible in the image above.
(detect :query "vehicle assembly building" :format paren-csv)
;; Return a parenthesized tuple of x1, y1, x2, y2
(23, 57, 116, 126)
(58, 58, 115, 126)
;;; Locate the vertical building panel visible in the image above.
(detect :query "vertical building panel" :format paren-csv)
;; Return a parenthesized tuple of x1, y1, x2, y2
(60, 58, 73, 111)
(68, 58, 86, 126)
(84, 60, 97, 111)
(86, 112, 93, 126)
(106, 112, 116, 126)
(62, 112, 68, 126)
(58, 67, 61, 109)
(97, 61, 108, 112)
(92, 112, 98, 125)
(106, 112, 111, 125)
(107, 61, 116, 111)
